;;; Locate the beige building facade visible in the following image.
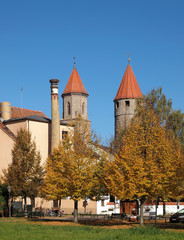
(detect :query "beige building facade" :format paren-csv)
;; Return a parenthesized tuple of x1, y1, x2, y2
(0, 66, 97, 214)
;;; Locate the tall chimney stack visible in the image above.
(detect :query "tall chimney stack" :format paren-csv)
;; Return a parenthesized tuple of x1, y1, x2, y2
(50, 79, 60, 153)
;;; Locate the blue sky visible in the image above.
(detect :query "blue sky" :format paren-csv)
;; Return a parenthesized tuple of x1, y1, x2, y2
(0, 0, 184, 144)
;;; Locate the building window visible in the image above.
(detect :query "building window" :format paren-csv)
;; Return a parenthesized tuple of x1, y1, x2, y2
(67, 102, 70, 115)
(110, 195, 115, 203)
(125, 100, 130, 106)
(62, 131, 68, 139)
(101, 200, 105, 207)
(116, 102, 119, 108)
(75, 111, 78, 117)
(82, 102, 85, 115)
(53, 200, 58, 208)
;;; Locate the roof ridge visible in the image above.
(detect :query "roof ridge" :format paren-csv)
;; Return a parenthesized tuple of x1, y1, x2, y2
(12, 106, 44, 113)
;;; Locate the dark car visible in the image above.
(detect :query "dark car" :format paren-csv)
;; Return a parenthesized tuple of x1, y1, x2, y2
(170, 208, 184, 223)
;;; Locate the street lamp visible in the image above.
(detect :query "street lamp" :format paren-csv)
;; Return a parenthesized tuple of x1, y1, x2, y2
(7, 186, 11, 218)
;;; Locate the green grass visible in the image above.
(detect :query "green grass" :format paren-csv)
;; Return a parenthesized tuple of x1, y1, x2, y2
(0, 221, 184, 240)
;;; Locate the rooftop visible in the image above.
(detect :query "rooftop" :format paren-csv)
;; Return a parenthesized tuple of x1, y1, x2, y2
(62, 68, 88, 96)
(114, 64, 142, 101)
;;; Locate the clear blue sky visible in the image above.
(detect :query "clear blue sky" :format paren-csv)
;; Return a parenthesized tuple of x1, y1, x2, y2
(0, 0, 184, 144)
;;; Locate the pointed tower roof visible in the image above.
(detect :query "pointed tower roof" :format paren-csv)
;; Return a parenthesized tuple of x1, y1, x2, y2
(114, 63, 142, 101)
(62, 67, 88, 96)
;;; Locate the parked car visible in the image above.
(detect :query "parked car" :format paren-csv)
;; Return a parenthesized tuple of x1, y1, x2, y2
(170, 208, 184, 223)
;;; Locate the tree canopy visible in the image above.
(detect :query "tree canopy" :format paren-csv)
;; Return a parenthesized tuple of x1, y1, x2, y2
(43, 117, 107, 222)
(104, 104, 184, 226)
(3, 129, 44, 207)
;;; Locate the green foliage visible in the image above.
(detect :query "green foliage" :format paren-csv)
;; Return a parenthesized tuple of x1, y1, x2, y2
(144, 87, 172, 125)
(144, 87, 184, 151)
(0, 183, 9, 217)
(166, 110, 184, 149)
(3, 129, 44, 199)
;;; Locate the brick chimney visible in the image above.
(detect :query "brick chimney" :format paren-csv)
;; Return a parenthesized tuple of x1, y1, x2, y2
(49, 79, 60, 152)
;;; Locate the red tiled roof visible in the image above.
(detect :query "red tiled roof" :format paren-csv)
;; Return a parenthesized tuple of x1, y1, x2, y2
(114, 64, 142, 101)
(0, 121, 16, 141)
(62, 68, 88, 96)
(11, 107, 48, 119)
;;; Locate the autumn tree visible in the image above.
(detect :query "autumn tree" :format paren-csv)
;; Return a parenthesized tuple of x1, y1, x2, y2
(43, 117, 107, 223)
(0, 183, 8, 217)
(3, 129, 44, 211)
(104, 105, 184, 226)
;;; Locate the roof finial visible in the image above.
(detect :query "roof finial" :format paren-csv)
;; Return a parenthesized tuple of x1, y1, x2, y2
(127, 53, 130, 65)
(73, 57, 76, 69)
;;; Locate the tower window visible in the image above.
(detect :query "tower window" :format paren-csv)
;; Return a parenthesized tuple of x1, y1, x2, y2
(67, 102, 70, 115)
(82, 102, 85, 115)
(116, 102, 119, 108)
(125, 100, 130, 106)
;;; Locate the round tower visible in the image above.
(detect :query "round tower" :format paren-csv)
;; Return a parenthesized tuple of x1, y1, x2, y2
(50, 79, 60, 152)
(114, 60, 142, 138)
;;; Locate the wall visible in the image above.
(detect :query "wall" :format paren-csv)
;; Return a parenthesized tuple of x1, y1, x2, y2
(97, 197, 120, 215)
(6, 121, 27, 135)
(63, 94, 88, 120)
(143, 202, 184, 215)
(28, 120, 50, 165)
(0, 130, 15, 176)
(114, 98, 136, 137)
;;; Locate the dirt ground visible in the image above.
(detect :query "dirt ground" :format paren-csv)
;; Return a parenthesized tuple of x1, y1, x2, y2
(2, 217, 184, 233)
(28, 218, 184, 232)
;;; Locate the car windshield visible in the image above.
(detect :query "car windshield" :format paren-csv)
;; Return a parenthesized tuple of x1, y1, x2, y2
(177, 209, 184, 214)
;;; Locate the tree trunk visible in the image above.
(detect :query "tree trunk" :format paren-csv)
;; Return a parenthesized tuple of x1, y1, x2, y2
(74, 200, 78, 223)
(163, 200, 166, 216)
(140, 200, 144, 227)
(155, 200, 158, 224)
(155, 197, 159, 224)
(58, 199, 61, 216)
(24, 197, 27, 216)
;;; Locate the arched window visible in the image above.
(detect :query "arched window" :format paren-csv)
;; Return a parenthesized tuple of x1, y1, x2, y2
(67, 102, 70, 115)
(82, 102, 85, 115)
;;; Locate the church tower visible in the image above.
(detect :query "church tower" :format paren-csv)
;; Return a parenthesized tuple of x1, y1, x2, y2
(62, 64, 89, 125)
(114, 59, 142, 138)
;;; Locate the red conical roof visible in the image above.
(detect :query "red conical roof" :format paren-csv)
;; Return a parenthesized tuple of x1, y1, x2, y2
(114, 64, 142, 101)
(62, 68, 88, 96)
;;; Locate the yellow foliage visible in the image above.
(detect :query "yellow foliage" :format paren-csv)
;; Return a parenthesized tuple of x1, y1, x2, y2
(104, 105, 184, 202)
(43, 117, 106, 201)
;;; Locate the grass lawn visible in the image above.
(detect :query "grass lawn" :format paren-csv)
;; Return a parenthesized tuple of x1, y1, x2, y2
(0, 219, 184, 240)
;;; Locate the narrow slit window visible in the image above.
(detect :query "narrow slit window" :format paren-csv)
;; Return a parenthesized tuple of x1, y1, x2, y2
(116, 102, 119, 108)
(82, 102, 85, 115)
(67, 102, 71, 115)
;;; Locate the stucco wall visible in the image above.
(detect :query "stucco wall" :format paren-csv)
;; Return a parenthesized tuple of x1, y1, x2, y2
(33, 198, 97, 214)
(6, 121, 27, 135)
(0, 130, 15, 176)
(28, 120, 50, 165)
